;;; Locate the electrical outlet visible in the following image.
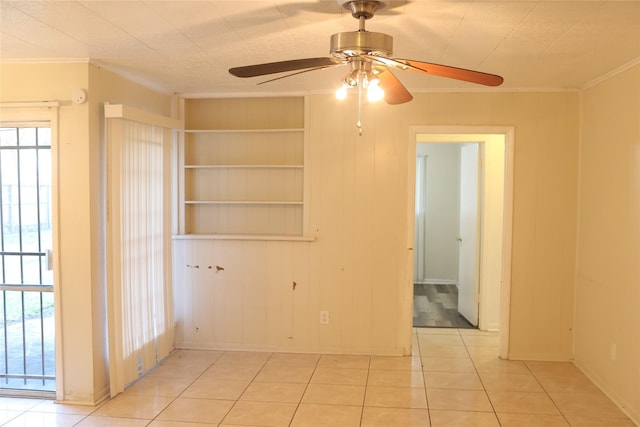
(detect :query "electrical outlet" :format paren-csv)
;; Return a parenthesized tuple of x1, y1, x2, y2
(320, 310, 330, 324)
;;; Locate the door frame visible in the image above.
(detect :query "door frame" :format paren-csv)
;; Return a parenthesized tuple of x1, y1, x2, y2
(406, 126, 514, 359)
(0, 103, 63, 399)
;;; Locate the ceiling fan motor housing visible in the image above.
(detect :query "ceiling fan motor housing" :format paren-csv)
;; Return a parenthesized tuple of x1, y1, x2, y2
(330, 31, 393, 60)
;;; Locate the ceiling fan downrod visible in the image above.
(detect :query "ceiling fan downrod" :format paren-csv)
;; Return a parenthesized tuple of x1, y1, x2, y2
(339, 0, 385, 30)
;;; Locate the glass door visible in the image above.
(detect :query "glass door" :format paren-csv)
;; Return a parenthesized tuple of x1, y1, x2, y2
(0, 124, 55, 395)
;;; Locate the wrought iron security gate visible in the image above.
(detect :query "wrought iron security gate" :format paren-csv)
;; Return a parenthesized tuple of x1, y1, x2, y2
(0, 124, 55, 395)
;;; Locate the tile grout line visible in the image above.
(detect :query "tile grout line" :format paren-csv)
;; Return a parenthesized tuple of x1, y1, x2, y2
(460, 328, 504, 426)
(415, 327, 433, 427)
(521, 360, 571, 425)
(286, 353, 322, 427)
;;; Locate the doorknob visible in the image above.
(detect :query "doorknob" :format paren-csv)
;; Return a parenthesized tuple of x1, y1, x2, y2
(457, 237, 463, 242)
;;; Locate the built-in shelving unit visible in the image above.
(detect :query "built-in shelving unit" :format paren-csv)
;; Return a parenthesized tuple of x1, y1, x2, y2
(177, 97, 308, 238)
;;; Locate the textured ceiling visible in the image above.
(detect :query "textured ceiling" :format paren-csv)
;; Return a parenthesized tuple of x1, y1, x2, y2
(1, 0, 639, 96)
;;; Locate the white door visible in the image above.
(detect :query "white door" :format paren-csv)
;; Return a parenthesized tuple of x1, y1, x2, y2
(457, 144, 480, 326)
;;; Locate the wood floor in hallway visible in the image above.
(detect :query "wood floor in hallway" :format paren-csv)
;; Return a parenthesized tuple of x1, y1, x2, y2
(413, 283, 474, 329)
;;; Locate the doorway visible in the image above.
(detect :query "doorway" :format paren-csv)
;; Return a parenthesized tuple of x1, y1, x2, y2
(406, 127, 514, 356)
(0, 123, 56, 396)
(413, 142, 479, 328)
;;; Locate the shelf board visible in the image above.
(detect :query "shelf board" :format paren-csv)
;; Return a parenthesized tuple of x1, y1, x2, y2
(183, 128, 303, 134)
(185, 200, 303, 205)
(184, 164, 303, 169)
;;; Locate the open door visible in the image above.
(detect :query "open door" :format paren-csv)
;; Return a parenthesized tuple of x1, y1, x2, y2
(457, 143, 480, 326)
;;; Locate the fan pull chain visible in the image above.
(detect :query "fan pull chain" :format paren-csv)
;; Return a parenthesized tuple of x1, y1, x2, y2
(357, 71, 363, 136)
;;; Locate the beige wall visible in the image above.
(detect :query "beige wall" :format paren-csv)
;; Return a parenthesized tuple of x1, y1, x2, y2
(575, 63, 640, 423)
(0, 62, 174, 404)
(307, 91, 579, 360)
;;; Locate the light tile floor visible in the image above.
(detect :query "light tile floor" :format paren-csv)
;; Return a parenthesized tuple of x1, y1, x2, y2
(0, 328, 636, 426)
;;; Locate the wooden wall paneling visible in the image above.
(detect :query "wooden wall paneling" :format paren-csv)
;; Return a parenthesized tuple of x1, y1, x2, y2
(370, 115, 402, 351)
(188, 239, 217, 347)
(338, 116, 357, 352)
(241, 240, 269, 346)
(290, 242, 312, 349)
(265, 241, 291, 347)
(350, 114, 376, 351)
(219, 240, 244, 344)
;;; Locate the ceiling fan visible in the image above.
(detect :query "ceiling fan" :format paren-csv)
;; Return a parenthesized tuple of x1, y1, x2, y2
(229, 0, 504, 106)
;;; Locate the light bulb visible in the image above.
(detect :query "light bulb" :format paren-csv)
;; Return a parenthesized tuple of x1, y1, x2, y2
(335, 84, 348, 100)
(366, 80, 384, 103)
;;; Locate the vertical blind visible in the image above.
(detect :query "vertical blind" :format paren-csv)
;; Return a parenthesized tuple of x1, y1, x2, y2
(105, 115, 174, 396)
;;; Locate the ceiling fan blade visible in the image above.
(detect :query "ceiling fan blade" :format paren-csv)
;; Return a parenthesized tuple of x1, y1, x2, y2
(397, 58, 504, 87)
(376, 67, 413, 105)
(229, 57, 341, 78)
(258, 63, 346, 85)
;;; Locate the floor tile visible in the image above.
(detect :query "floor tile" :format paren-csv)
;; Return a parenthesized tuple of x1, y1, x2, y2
(525, 361, 582, 377)
(76, 416, 151, 426)
(364, 385, 427, 409)
(92, 394, 174, 419)
(0, 410, 23, 425)
(310, 366, 368, 385)
(472, 357, 530, 375)
(168, 349, 223, 365)
(496, 412, 570, 426)
(562, 414, 637, 426)
(370, 356, 422, 371)
(317, 354, 371, 369)
(148, 421, 214, 427)
(240, 381, 307, 403)
(221, 400, 297, 426)
(30, 400, 97, 415)
(290, 403, 362, 427)
(302, 383, 366, 405)
(182, 378, 249, 400)
(361, 406, 430, 426)
(253, 365, 315, 383)
(426, 389, 493, 412)
(155, 397, 234, 424)
(479, 372, 544, 392)
(215, 351, 271, 366)
(418, 334, 465, 347)
(368, 369, 425, 388)
(461, 334, 500, 347)
(429, 409, 500, 427)
(534, 371, 601, 393)
(459, 329, 499, 337)
(124, 375, 193, 397)
(2, 411, 86, 427)
(0, 398, 44, 411)
(547, 390, 629, 418)
(415, 327, 460, 335)
(148, 358, 211, 379)
(201, 363, 262, 382)
(267, 353, 320, 368)
(487, 390, 560, 415)
(421, 357, 476, 373)
(424, 371, 484, 390)
(420, 344, 470, 359)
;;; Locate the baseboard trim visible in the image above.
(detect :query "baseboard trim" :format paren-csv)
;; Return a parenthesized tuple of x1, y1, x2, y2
(573, 359, 640, 425)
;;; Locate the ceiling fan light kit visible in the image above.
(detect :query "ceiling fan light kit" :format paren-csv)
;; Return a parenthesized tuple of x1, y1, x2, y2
(229, 0, 504, 133)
